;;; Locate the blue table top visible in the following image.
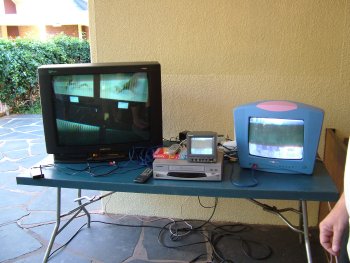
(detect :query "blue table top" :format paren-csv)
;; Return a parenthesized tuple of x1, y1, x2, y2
(16, 157, 339, 201)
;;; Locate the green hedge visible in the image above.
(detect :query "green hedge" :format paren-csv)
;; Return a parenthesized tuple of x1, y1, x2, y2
(0, 35, 90, 113)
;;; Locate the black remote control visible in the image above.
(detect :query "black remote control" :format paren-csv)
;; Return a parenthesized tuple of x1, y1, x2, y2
(134, 168, 153, 183)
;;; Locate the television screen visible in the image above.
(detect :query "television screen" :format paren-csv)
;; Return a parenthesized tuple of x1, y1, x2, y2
(249, 117, 304, 160)
(39, 62, 162, 163)
(52, 72, 150, 146)
(234, 100, 324, 174)
(190, 137, 215, 155)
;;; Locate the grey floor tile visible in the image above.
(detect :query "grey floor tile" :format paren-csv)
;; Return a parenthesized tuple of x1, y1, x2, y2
(4, 176, 46, 193)
(27, 215, 90, 245)
(20, 211, 56, 225)
(66, 222, 141, 262)
(0, 207, 29, 225)
(127, 260, 176, 263)
(0, 131, 43, 140)
(29, 141, 47, 156)
(0, 188, 33, 208)
(0, 126, 14, 136)
(16, 252, 92, 263)
(0, 161, 20, 172)
(29, 214, 142, 262)
(127, 260, 154, 263)
(0, 140, 28, 152)
(12, 124, 44, 133)
(0, 223, 42, 261)
(0, 118, 38, 128)
(17, 153, 50, 169)
(143, 219, 208, 262)
(2, 148, 31, 160)
(0, 171, 18, 186)
(211, 224, 326, 263)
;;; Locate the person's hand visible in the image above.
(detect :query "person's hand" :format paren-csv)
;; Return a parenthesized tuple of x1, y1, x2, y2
(319, 193, 349, 256)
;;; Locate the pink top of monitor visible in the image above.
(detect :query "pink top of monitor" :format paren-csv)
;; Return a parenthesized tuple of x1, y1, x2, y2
(256, 101, 298, 112)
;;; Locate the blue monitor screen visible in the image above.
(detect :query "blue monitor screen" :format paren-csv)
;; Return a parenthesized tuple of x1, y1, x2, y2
(248, 117, 304, 160)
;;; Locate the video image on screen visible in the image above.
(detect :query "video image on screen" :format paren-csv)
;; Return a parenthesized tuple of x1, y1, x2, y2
(56, 119, 100, 146)
(249, 117, 304, 160)
(190, 138, 214, 155)
(53, 74, 151, 147)
(100, 73, 148, 103)
(53, 75, 94, 97)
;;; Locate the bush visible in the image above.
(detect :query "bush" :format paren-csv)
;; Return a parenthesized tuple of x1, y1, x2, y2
(0, 35, 90, 113)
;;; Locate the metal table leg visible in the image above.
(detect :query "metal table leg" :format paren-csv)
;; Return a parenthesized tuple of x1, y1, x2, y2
(248, 199, 312, 263)
(77, 189, 91, 227)
(302, 200, 312, 263)
(298, 200, 303, 244)
(42, 187, 61, 263)
(41, 189, 113, 262)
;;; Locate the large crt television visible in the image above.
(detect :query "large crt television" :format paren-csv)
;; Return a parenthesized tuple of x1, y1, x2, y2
(234, 100, 324, 174)
(38, 62, 163, 163)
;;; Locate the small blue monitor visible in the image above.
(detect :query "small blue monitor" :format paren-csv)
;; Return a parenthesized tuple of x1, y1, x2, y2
(234, 100, 324, 174)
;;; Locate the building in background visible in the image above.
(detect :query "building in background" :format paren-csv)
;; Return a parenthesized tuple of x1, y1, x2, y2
(0, 0, 89, 40)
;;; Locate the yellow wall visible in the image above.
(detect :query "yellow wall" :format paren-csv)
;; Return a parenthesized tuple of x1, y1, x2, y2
(89, 0, 350, 226)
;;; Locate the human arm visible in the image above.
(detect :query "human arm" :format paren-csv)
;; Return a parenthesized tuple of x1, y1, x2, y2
(319, 193, 349, 256)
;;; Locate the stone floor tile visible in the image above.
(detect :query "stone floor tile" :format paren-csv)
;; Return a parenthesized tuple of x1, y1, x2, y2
(20, 210, 105, 227)
(19, 211, 57, 226)
(29, 141, 47, 156)
(0, 118, 38, 128)
(15, 252, 91, 263)
(0, 140, 28, 152)
(12, 124, 44, 134)
(127, 260, 155, 263)
(2, 148, 31, 160)
(0, 161, 20, 172)
(128, 260, 181, 263)
(0, 207, 29, 225)
(0, 223, 42, 262)
(66, 222, 141, 262)
(0, 188, 33, 208)
(143, 219, 209, 262)
(0, 126, 13, 136)
(29, 214, 142, 262)
(211, 224, 326, 263)
(4, 174, 46, 193)
(0, 171, 17, 186)
(27, 215, 92, 246)
(17, 153, 50, 169)
(0, 131, 43, 140)
(3, 114, 41, 119)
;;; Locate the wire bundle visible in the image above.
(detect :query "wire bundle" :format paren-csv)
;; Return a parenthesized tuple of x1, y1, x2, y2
(22, 194, 274, 262)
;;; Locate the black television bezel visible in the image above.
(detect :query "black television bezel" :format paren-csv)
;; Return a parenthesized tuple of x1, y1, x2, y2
(38, 61, 163, 163)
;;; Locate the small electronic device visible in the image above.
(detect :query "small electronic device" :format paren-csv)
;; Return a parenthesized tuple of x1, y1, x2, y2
(179, 130, 190, 141)
(134, 167, 153, 183)
(187, 131, 217, 163)
(31, 166, 45, 179)
(234, 100, 324, 174)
